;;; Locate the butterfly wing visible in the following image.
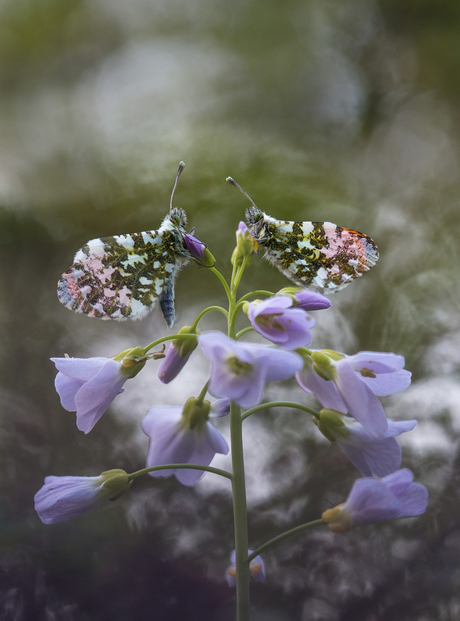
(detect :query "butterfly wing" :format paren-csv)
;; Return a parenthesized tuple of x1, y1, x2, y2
(248, 211, 378, 292)
(57, 217, 188, 327)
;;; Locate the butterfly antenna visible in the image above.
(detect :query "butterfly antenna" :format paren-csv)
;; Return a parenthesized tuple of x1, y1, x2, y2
(226, 177, 258, 209)
(170, 161, 186, 213)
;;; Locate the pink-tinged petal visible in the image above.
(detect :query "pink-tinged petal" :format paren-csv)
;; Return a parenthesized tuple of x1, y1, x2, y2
(54, 373, 83, 411)
(334, 360, 388, 435)
(51, 357, 109, 381)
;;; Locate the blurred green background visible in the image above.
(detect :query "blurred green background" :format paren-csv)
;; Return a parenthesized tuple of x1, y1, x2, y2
(1, 0, 460, 619)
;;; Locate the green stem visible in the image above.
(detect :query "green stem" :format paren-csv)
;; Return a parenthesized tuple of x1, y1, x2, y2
(237, 290, 274, 304)
(196, 381, 209, 403)
(128, 463, 233, 481)
(247, 519, 325, 562)
(232, 256, 249, 294)
(191, 305, 228, 330)
(230, 400, 250, 621)
(235, 327, 254, 340)
(143, 332, 197, 354)
(242, 401, 321, 421)
(210, 267, 232, 301)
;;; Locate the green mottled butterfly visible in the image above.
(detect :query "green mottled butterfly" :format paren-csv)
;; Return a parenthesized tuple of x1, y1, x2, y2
(58, 162, 209, 328)
(227, 177, 378, 291)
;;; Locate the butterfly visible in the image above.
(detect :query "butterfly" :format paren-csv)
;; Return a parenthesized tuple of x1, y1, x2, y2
(226, 177, 378, 292)
(58, 162, 207, 328)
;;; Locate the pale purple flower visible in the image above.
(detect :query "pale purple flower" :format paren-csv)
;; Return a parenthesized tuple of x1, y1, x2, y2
(141, 405, 229, 487)
(297, 351, 412, 436)
(322, 469, 428, 532)
(34, 470, 131, 524)
(210, 398, 231, 417)
(199, 331, 303, 408)
(226, 550, 266, 587)
(318, 410, 417, 476)
(247, 296, 316, 349)
(51, 357, 128, 434)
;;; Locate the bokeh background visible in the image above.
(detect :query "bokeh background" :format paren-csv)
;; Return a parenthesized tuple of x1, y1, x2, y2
(1, 0, 460, 619)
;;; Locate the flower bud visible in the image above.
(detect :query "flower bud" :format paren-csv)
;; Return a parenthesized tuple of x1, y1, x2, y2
(158, 326, 199, 384)
(113, 346, 147, 378)
(311, 351, 336, 381)
(231, 221, 255, 266)
(100, 469, 132, 500)
(313, 409, 346, 442)
(181, 397, 211, 431)
(278, 287, 332, 311)
(321, 503, 350, 532)
(183, 233, 216, 267)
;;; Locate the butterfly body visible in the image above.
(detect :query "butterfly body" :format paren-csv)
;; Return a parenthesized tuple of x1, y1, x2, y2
(246, 207, 378, 292)
(58, 208, 190, 327)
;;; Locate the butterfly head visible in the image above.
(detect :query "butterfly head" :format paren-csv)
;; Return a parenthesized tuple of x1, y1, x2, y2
(169, 207, 187, 230)
(245, 206, 269, 245)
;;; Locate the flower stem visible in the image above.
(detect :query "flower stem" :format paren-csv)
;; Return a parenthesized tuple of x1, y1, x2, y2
(237, 290, 274, 304)
(128, 463, 233, 481)
(210, 267, 232, 301)
(230, 400, 250, 621)
(235, 327, 254, 340)
(143, 332, 197, 354)
(190, 305, 229, 331)
(242, 401, 321, 421)
(247, 519, 325, 562)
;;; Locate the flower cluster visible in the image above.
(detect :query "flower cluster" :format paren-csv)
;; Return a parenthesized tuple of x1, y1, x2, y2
(36, 214, 428, 600)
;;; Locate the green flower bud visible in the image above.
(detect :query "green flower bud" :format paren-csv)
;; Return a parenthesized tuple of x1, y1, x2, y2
(172, 326, 199, 357)
(114, 346, 147, 378)
(181, 397, 211, 431)
(100, 469, 132, 500)
(311, 351, 336, 381)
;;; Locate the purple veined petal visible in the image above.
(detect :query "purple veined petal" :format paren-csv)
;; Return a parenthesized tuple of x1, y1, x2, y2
(74, 360, 126, 434)
(251, 296, 293, 315)
(34, 476, 104, 524)
(142, 407, 184, 479)
(248, 297, 315, 349)
(334, 359, 388, 435)
(335, 418, 417, 477)
(175, 424, 228, 486)
(255, 346, 303, 382)
(345, 477, 404, 525)
(348, 351, 407, 371)
(54, 373, 84, 412)
(209, 398, 231, 418)
(358, 370, 412, 397)
(51, 357, 110, 382)
(296, 362, 348, 412)
(338, 434, 402, 477)
(345, 469, 428, 526)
